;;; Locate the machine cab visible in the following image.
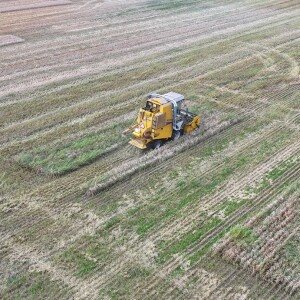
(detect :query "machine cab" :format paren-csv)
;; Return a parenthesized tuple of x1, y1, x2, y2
(144, 100, 160, 113)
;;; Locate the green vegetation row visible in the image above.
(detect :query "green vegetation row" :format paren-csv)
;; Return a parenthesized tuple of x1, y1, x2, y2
(17, 120, 132, 175)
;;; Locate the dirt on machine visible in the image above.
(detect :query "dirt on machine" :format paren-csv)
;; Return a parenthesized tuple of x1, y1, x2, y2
(123, 92, 200, 149)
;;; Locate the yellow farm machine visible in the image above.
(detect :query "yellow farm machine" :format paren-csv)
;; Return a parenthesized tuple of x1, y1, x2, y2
(124, 92, 200, 149)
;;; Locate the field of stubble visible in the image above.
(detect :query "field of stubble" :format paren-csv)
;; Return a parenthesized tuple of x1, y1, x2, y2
(0, 0, 299, 299)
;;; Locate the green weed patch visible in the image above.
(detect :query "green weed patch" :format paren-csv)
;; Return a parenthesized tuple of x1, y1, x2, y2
(229, 226, 258, 245)
(218, 199, 247, 217)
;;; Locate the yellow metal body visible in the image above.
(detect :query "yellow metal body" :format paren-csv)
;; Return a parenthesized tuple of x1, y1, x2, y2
(125, 95, 200, 149)
(129, 98, 173, 149)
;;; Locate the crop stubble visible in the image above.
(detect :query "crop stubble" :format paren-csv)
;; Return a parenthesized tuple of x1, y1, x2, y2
(0, 0, 300, 299)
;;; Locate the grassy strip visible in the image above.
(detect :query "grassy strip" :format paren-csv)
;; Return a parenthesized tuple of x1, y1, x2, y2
(229, 226, 258, 245)
(162, 197, 258, 265)
(17, 120, 132, 175)
(217, 199, 247, 217)
(248, 155, 300, 195)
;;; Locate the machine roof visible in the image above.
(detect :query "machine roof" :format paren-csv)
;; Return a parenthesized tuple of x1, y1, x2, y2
(161, 92, 185, 103)
(151, 98, 167, 105)
(147, 92, 185, 104)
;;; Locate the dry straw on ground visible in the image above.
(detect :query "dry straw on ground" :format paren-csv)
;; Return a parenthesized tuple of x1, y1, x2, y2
(0, 35, 24, 47)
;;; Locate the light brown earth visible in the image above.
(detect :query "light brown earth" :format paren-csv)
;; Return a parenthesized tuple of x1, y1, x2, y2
(0, 0, 299, 299)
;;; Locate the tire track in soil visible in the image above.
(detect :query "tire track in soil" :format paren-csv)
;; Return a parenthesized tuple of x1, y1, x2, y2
(2, 28, 298, 147)
(0, 23, 268, 118)
(2, 11, 296, 99)
(0, 0, 273, 65)
(2, 11, 298, 109)
(0, 8, 260, 94)
(79, 132, 299, 293)
(0, 45, 252, 134)
(244, 43, 300, 79)
(140, 162, 300, 298)
(0, 0, 264, 64)
(1, 51, 253, 145)
(0, 0, 292, 59)
(2, 3, 299, 99)
(1, 0, 217, 36)
(0, 145, 133, 245)
(0, 31, 248, 109)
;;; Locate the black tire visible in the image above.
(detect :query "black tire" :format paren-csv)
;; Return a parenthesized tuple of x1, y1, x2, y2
(171, 130, 181, 140)
(150, 140, 163, 149)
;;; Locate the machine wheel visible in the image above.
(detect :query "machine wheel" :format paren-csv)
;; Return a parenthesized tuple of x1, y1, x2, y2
(150, 140, 163, 149)
(172, 130, 181, 140)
